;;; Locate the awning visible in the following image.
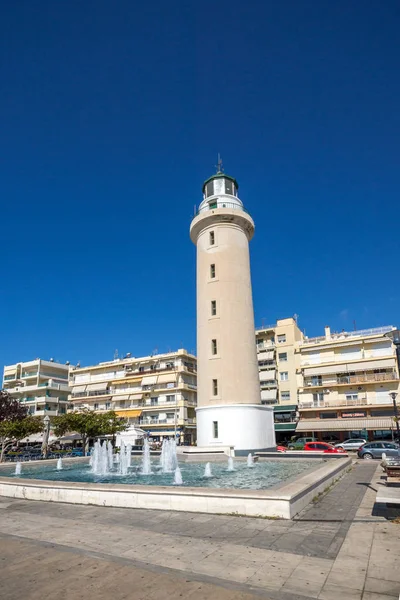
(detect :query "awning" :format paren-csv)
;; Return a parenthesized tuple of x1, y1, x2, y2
(261, 389, 277, 401)
(157, 373, 176, 384)
(141, 375, 158, 385)
(112, 394, 130, 402)
(71, 385, 87, 394)
(259, 370, 275, 381)
(296, 417, 394, 432)
(86, 382, 109, 392)
(275, 423, 297, 431)
(303, 357, 395, 376)
(129, 393, 143, 401)
(115, 409, 143, 418)
(258, 350, 274, 360)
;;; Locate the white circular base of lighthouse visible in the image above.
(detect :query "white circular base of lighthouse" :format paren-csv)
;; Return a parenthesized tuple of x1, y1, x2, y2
(196, 404, 276, 454)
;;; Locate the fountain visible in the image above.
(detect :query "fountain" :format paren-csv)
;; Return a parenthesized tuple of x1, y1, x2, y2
(247, 453, 255, 468)
(141, 438, 152, 475)
(56, 457, 63, 470)
(126, 443, 132, 468)
(107, 440, 114, 471)
(118, 440, 130, 476)
(14, 462, 21, 475)
(204, 462, 212, 478)
(173, 466, 183, 485)
(160, 438, 178, 473)
(91, 440, 112, 476)
(227, 456, 235, 471)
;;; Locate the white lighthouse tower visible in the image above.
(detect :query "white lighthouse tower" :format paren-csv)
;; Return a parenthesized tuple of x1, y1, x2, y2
(190, 162, 276, 454)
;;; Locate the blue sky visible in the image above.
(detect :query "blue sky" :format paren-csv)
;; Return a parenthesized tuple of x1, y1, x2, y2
(1, 0, 399, 368)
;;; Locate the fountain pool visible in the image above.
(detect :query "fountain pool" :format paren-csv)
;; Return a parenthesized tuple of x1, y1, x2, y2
(3, 457, 316, 490)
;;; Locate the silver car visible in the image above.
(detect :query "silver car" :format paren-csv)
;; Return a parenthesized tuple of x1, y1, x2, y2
(335, 438, 366, 451)
(358, 442, 400, 460)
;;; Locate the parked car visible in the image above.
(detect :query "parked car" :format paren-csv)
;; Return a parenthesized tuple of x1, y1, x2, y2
(288, 437, 317, 450)
(357, 442, 400, 460)
(335, 438, 367, 451)
(303, 442, 346, 454)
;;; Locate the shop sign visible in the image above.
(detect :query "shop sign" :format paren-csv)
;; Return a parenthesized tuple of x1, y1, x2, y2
(341, 411, 366, 418)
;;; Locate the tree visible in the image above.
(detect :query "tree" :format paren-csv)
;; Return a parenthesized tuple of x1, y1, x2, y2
(0, 391, 43, 461)
(52, 410, 128, 454)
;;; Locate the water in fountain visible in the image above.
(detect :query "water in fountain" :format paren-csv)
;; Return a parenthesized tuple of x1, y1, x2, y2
(126, 443, 132, 468)
(204, 462, 212, 478)
(173, 466, 183, 485)
(160, 439, 178, 473)
(91, 440, 112, 476)
(247, 453, 255, 468)
(57, 457, 63, 470)
(107, 441, 114, 471)
(141, 438, 152, 475)
(118, 440, 129, 476)
(227, 456, 235, 471)
(14, 462, 22, 475)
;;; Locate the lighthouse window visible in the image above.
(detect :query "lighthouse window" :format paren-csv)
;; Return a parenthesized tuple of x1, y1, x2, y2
(210, 264, 216, 278)
(212, 379, 218, 395)
(213, 421, 219, 438)
(211, 300, 217, 316)
(211, 339, 218, 355)
(225, 179, 233, 195)
(209, 231, 215, 245)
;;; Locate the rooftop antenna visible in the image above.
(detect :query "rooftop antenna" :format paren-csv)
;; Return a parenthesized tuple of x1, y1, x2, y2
(114, 349, 119, 360)
(216, 153, 224, 174)
(293, 313, 299, 324)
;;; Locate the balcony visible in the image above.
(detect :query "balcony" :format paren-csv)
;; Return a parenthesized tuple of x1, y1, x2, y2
(299, 398, 368, 410)
(303, 371, 398, 388)
(35, 409, 59, 417)
(302, 326, 394, 345)
(195, 201, 249, 216)
(21, 372, 37, 378)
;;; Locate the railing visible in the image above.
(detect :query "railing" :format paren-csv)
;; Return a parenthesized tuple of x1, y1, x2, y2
(21, 372, 37, 378)
(185, 418, 196, 424)
(299, 398, 368, 409)
(303, 372, 398, 387)
(303, 326, 394, 345)
(4, 375, 16, 381)
(255, 324, 276, 332)
(257, 342, 275, 350)
(141, 418, 176, 425)
(195, 201, 249, 217)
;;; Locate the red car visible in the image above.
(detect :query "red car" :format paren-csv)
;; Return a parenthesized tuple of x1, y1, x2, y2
(303, 442, 346, 454)
(276, 445, 287, 452)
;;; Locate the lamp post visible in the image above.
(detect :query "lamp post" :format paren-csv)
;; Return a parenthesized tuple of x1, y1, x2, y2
(384, 329, 400, 442)
(41, 415, 51, 459)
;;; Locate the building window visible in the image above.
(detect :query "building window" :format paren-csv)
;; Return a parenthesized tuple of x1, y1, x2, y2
(320, 412, 337, 419)
(280, 391, 290, 401)
(277, 334, 286, 343)
(345, 393, 358, 401)
(150, 397, 158, 405)
(94, 403, 99, 410)
(212, 379, 218, 395)
(211, 339, 218, 355)
(311, 376, 322, 386)
(139, 366, 144, 372)
(209, 231, 215, 245)
(105, 402, 111, 410)
(280, 372, 288, 381)
(278, 352, 287, 361)
(213, 421, 218, 438)
(166, 395, 175, 402)
(211, 300, 217, 316)
(210, 264, 216, 278)
(166, 412, 175, 420)
(312, 392, 324, 405)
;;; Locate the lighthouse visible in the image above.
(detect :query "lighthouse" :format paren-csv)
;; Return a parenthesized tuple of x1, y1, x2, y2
(190, 162, 276, 454)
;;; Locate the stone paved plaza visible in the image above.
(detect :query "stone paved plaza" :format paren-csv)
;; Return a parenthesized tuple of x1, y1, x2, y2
(0, 461, 399, 599)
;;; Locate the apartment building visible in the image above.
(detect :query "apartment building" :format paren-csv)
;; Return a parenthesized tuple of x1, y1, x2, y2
(69, 350, 197, 444)
(256, 318, 302, 441)
(2, 359, 71, 416)
(297, 326, 400, 442)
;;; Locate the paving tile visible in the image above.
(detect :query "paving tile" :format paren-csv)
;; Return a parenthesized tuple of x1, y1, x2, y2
(362, 593, 398, 600)
(325, 567, 366, 591)
(364, 576, 400, 597)
(318, 582, 363, 600)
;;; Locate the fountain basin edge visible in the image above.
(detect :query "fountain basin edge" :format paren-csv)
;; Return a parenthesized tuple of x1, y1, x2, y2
(0, 456, 351, 519)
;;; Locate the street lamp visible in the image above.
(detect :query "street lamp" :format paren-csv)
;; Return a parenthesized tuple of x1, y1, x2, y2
(41, 415, 51, 459)
(384, 329, 400, 442)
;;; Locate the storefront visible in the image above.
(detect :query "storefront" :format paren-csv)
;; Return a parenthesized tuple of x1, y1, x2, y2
(296, 410, 396, 442)
(274, 406, 298, 443)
